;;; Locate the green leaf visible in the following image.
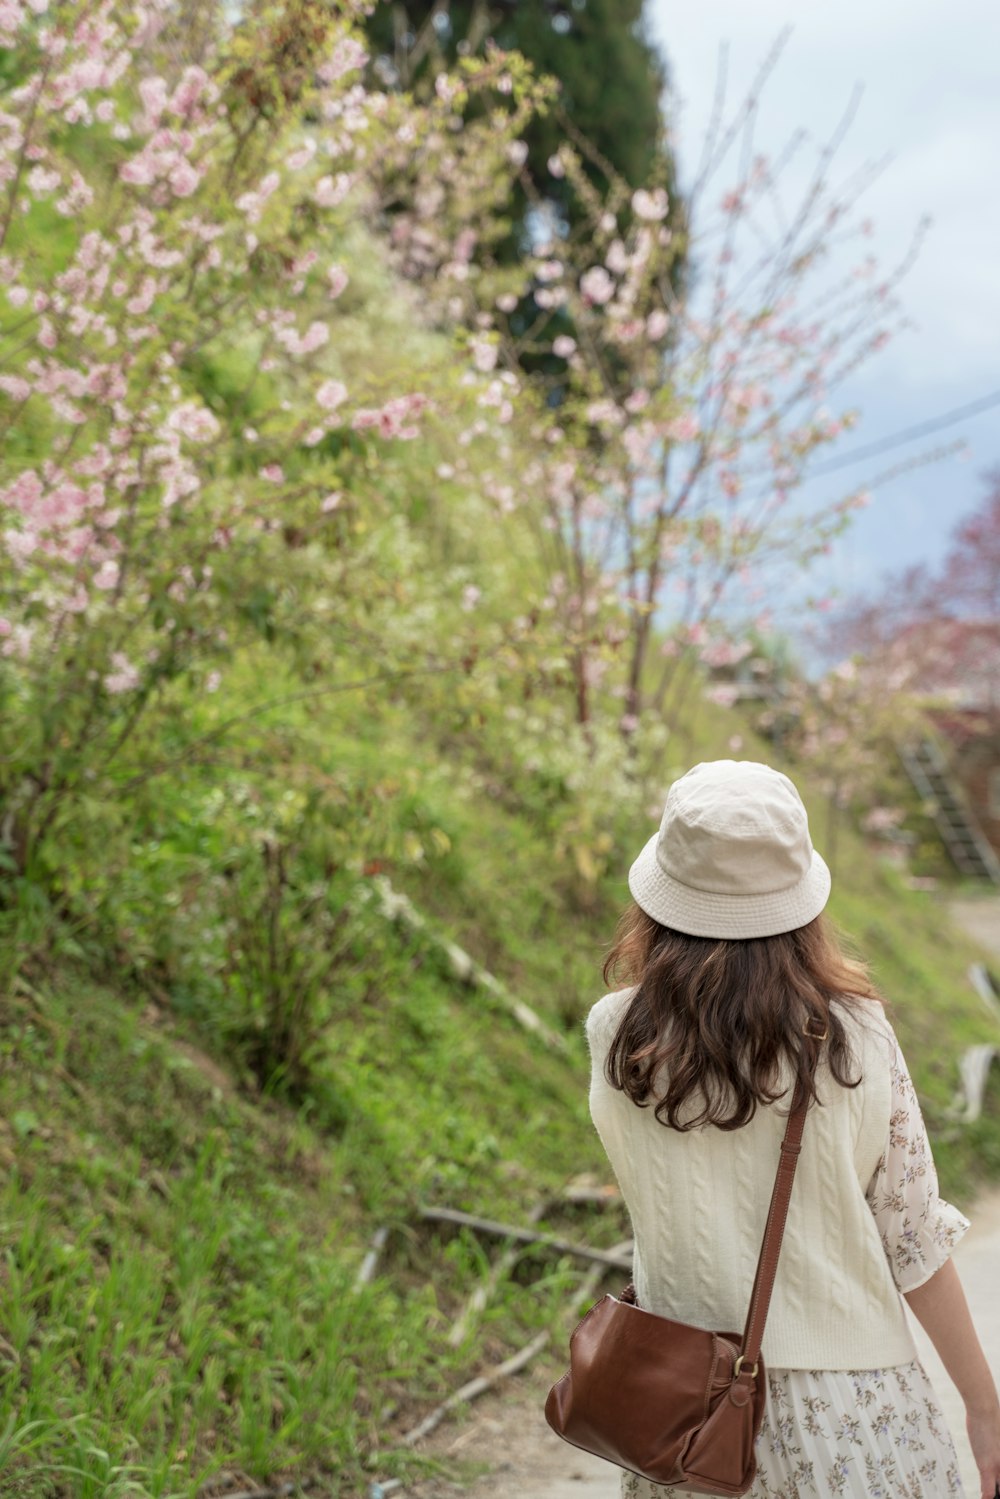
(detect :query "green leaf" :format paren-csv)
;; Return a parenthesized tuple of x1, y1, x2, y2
(11, 1109, 40, 1139)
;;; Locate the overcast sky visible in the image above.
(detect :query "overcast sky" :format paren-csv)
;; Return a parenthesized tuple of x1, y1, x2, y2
(647, 1, 1000, 625)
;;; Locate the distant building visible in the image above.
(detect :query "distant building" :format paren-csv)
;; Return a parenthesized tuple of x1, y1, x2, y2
(924, 708, 1000, 859)
(890, 619, 1000, 861)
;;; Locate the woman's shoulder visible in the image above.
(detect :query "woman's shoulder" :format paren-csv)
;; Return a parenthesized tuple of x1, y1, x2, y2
(584, 986, 635, 1049)
(831, 993, 898, 1060)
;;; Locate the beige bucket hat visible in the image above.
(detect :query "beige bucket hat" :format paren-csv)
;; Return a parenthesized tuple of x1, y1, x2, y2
(628, 760, 831, 939)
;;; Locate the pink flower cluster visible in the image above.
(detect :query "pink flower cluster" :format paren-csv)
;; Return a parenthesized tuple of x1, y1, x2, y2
(118, 68, 219, 202)
(0, 466, 122, 587)
(350, 392, 429, 441)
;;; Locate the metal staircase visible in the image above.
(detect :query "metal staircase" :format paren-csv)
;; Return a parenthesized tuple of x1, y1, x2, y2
(899, 736, 1000, 884)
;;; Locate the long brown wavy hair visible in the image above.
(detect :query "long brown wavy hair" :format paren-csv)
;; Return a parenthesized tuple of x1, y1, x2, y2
(603, 902, 884, 1131)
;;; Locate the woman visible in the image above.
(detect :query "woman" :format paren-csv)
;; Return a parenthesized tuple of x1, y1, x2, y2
(586, 759, 1000, 1499)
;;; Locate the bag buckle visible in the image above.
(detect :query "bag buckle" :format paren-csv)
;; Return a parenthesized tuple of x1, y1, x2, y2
(803, 1016, 829, 1041)
(733, 1354, 758, 1379)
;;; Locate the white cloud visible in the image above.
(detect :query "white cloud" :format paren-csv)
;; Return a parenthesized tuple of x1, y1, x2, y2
(650, 1, 1000, 387)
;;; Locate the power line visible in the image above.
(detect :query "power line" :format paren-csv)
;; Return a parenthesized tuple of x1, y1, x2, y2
(804, 387, 1000, 480)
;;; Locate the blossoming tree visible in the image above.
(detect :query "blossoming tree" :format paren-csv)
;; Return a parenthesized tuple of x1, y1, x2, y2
(395, 42, 916, 735)
(0, 0, 539, 880)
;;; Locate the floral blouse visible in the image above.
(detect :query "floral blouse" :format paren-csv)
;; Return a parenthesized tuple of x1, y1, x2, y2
(864, 1035, 969, 1291)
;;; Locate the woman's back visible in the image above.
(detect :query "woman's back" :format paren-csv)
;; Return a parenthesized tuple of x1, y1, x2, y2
(586, 988, 917, 1370)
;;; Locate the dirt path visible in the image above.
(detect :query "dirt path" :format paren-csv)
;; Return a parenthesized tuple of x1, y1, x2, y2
(948, 894, 1000, 961)
(410, 1375, 616, 1499)
(907, 1188, 1000, 1497)
(408, 1190, 1000, 1499)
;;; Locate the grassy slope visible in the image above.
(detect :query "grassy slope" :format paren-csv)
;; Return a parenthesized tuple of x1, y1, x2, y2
(2, 696, 999, 1498)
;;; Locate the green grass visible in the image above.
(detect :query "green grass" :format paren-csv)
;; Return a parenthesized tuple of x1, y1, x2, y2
(2, 681, 999, 1497)
(0, 941, 619, 1496)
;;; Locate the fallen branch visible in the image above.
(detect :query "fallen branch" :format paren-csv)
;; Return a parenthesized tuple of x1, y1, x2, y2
(354, 1226, 390, 1291)
(969, 962, 1000, 1024)
(361, 877, 569, 1055)
(209, 1485, 300, 1499)
(421, 1205, 633, 1272)
(403, 1250, 624, 1452)
(947, 1043, 1000, 1124)
(574, 1258, 611, 1308)
(197, 1472, 312, 1499)
(401, 1329, 551, 1446)
(559, 1183, 621, 1207)
(447, 1202, 549, 1348)
(447, 1196, 626, 1347)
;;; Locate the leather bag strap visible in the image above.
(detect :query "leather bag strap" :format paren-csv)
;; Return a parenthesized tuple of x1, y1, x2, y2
(736, 1073, 812, 1372)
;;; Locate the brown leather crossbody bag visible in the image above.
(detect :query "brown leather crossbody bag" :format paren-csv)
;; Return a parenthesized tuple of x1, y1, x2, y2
(544, 1084, 809, 1496)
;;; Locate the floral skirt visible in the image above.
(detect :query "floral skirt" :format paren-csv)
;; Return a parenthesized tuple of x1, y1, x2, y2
(620, 1361, 965, 1499)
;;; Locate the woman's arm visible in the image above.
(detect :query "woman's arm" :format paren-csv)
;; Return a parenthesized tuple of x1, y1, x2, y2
(904, 1258, 1000, 1499)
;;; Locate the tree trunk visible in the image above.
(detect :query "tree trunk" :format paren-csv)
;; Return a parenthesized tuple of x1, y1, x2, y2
(572, 644, 589, 727)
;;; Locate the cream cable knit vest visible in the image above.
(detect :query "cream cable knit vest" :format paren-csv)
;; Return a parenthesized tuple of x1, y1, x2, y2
(586, 989, 918, 1371)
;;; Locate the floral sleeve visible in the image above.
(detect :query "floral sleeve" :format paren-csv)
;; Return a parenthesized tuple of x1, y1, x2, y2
(864, 1030, 971, 1292)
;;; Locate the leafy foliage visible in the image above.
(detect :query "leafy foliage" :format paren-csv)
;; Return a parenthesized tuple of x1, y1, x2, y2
(0, 5, 996, 1497)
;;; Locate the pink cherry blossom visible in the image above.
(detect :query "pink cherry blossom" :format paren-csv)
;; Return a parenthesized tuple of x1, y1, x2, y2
(169, 159, 201, 197)
(580, 266, 614, 306)
(0, 621, 33, 658)
(287, 138, 317, 171)
(314, 173, 352, 208)
(317, 35, 367, 84)
(27, 164, 60, 196)
(315, 379, 348, 411)
(646, 309, 670, 341)
(138, 74, 169, 124)
(704, 685, 740, 708)
(167, 402, 220, 443)
(104, 651, 140, 693)
(327, 265, 349, 299)
(235, 170, 280, 223)
(276, 321, 329, 357)
(169, 65, 214, 117)
(470, 337, 498, 373)
(604, 240, 629, 275)
(62, 585, 88, 613)
(0, 374, 30, 401)
(665, 413, 700, 444)
(434, 72, 460, 104)
(631, 187, 668, 221)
